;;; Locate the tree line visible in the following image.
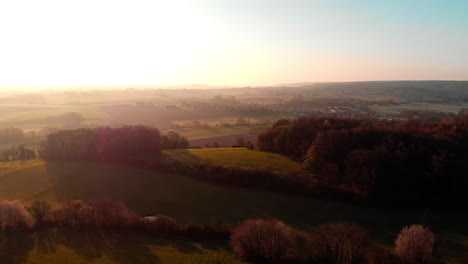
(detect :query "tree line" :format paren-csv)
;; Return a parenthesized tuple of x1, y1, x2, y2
(40, 126, 188, 161)
(0, 199, 447, 264)
(0, 127, 43, 146)
(257, 117, 468, 207)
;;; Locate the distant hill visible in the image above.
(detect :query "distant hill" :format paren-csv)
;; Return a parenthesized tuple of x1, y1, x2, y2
(280, 81, 468, 102)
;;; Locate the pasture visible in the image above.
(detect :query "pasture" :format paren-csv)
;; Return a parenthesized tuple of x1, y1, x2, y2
(0, 230, 243, 264)
(0, 104, 110, 129)
(0, 161, 465, 262)
(163, 148, 303, 173)
(166, 124, 269, 140)
(187, 133, 259, 147)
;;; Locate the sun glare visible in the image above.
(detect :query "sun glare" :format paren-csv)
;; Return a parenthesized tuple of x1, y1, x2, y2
(0, 0, 221, 87)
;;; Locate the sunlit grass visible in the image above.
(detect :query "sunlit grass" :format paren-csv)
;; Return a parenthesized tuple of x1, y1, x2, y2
(0, 160, 45, 178)
(167, 125, 269, 140)
(163, 147, 302, 173)
(0, 231, 245, 264)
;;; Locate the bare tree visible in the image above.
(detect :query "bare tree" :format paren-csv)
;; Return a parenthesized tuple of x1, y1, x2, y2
(27, 200, 52, 225)
(313, 222, 370, 264)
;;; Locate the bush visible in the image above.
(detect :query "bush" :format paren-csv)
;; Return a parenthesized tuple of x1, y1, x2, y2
(230, 219, 293, 262)
(313, 222, 370, 264)
(395, 225, 438, 264)
(0, 200, 34, 231)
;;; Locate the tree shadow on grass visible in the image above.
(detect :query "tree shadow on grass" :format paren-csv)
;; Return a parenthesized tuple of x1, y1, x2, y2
(59, 229, 108, 260)
(34, 229, 162, 264)
(36, 229, 58, 254)
(0, 228, 235, 264)
(0, 232, 35, 264)
(166, 237, 202, 253)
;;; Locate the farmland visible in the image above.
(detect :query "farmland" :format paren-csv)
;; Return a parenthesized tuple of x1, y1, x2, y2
(0, 84, 468, 263)
(0, 104, 110, 129)
(163, 148, 303, 173)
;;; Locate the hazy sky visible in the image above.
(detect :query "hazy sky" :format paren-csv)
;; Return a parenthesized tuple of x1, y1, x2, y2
(0, 0, 467, 88)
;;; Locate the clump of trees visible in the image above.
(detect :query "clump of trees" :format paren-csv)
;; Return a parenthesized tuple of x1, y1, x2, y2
(1, 144, 38, 161)
(0, 200, 34, 231)
(5, 199, 229, 239)
(257, 117, 362, 160)
(40, 126, 161, 161)
(229, 220, 444, 264)
(257, 116, 468, 207)
(40, 126, 189, 161)
(49, 199, 138, 228)
(161, 131, 189, 149)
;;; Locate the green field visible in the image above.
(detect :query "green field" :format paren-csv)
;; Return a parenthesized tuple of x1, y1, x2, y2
(0, 230, 243, 264)
(163, 148, 303, 173)
(0, 161, 465, 263)
(165, 125, 269, 140)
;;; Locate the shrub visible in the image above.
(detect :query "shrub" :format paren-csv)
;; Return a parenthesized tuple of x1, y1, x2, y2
(230, 219, 293, 262)
(395, 225, 437, 264)
(313, 222, 370, 264)
(0, 200, 34, 230)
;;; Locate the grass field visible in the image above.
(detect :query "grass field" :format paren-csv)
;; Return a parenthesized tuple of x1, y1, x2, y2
(163, 148, 303, 173)
(0, 160, 45, 179)
(0, 230, 244, 264)
(0, 105, 110, 129)
(165, 125, 269, 140)
(0, 161, 465, 263)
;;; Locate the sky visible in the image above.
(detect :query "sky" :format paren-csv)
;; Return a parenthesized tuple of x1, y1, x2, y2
(0, 0, 467, 88)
